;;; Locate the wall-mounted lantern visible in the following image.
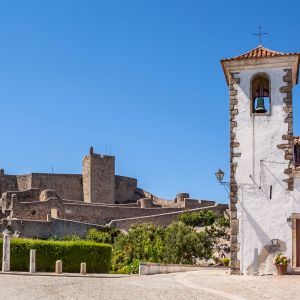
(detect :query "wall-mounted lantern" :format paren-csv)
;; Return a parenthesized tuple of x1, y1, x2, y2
(271, 239, 280, 248)
(215, 168, 229, 195)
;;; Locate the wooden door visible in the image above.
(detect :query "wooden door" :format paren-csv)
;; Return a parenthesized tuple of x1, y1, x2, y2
(296, 219, 300, 267)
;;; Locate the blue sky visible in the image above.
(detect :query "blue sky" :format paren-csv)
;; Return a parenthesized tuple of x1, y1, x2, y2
(1, 0, 300, 203)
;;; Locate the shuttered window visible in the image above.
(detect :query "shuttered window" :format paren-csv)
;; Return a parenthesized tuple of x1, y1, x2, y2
(295, 145, 300, 167)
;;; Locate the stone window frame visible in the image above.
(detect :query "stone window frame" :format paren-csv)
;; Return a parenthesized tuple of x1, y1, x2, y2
(250, 72, 272, 116)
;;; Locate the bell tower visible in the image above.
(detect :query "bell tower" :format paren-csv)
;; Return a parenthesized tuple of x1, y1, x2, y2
(221, 45, 300, 275)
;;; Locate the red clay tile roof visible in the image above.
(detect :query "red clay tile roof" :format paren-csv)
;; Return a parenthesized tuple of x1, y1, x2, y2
(222, 45, 300, 61)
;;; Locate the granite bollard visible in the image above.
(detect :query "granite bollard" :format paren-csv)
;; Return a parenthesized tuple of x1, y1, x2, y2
(55, 260, 62, 274)
(29, 249, 36, 273)
(80, 262, 86, 275)
(2, 233, 10, 272)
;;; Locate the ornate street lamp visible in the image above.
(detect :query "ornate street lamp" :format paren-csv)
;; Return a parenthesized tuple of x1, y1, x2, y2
(215, 169, 225, 182)
(215, 168, 229, 195)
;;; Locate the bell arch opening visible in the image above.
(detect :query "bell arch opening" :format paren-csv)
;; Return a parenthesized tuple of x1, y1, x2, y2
(251, 73, 271, 115)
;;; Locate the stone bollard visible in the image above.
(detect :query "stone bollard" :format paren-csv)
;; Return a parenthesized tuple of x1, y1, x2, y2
(55, 260, 62, 274)
(80, 263, 86, 275)
(2, 233, 10, 272)
(29, 249, 36, 273)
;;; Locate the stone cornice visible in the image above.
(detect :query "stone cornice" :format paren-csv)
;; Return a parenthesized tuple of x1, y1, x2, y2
(221, 55, 299, 86)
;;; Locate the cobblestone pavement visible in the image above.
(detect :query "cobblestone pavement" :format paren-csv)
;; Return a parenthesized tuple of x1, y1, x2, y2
(0, 270, 300, 300)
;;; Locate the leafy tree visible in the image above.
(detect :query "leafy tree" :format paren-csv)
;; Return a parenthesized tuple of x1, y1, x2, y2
(111, 222, 214, 273)
(86, 228, 121, 244)
(112, 224, 164, 273)
(163, 221, 213, 264)
(179, 210, 217, 227)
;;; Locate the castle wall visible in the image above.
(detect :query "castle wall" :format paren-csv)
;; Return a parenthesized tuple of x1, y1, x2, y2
(0, 174, 18, 195)
(16, 174, 32, 191)
(12, 198, 64, 221)
(1, 218, 106, 239)
(12, 199, 184, 225)
(82, 152, 115, 204)
(110, 204, 226, 231)
(115, 175, 138, 204)
(31, 173, 83, 201)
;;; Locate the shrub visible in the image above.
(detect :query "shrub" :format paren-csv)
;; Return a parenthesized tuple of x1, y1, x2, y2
(180, 210, 217, 227)
(221, 257, 230, 267)
(163, 221, 214, 264)
(0, 238, 112, 273)
(48, 235, 82, 241)
(215, 216, 230, 228)
(112, 223, 164, 273)
(111, 222, 214, 273)
(86, 227, 120, 244)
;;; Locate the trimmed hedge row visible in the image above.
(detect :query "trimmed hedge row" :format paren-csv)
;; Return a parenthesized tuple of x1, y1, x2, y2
(0, 239, 112, 273)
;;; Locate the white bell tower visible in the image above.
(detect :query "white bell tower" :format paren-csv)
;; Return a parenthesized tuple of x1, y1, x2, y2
(221, 45, 300, 275)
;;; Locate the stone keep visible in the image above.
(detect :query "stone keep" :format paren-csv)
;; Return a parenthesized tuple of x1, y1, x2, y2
(82, 147, 115, 204)
(221, 45, 300, 275)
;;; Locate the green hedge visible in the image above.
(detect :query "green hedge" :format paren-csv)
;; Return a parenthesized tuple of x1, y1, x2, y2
(0, 239, 112, 273)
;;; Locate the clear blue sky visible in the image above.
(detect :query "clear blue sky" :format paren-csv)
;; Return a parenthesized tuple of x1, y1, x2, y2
(1, 0, 300, 203)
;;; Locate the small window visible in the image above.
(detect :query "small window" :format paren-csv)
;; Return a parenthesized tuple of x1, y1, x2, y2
(294, 145, 300, 167)
(251, 74, 270, 114)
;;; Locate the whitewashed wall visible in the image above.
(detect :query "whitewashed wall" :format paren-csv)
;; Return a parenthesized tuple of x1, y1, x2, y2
(234, 67, 297, 274)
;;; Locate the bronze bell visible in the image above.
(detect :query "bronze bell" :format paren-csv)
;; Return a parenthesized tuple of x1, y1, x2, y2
(255, 97, 267, 113)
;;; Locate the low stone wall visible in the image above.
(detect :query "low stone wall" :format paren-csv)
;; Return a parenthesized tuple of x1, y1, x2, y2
(63, 203, 183, 225)
(184, 199, 216, 209)
(11, 198, 184, 224)
(1, 218, 106, 239)
(110, 204, 228, 231)
(139, 262, 226, 275)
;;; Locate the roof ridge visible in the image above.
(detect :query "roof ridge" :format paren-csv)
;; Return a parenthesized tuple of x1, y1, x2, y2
(221, 45, 299, 62)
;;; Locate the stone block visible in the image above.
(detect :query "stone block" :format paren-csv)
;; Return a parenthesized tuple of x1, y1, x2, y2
(280, 86, 292, 93)
(230, 243, 240, 252)
(230, 259, 240, 269)
(29, 249, 36, 273)
(55, 260, 62, 274)
(231, 220, 239, 234)
(230, 234, 238, 244)
(80, 262, 86, 275)
(230, 210, 237, 219)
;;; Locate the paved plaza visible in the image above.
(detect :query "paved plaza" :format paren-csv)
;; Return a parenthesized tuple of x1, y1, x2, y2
(0, 269, 299, 300)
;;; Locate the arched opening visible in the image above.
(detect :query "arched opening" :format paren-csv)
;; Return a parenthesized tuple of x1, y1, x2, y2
(251, 73, 270, 114)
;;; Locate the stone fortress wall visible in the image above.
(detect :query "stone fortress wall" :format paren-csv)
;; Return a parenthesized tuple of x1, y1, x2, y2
(0, 148, 228, 238)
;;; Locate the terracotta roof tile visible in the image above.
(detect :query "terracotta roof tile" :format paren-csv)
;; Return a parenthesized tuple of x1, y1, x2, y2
(222, 45, 300, 61)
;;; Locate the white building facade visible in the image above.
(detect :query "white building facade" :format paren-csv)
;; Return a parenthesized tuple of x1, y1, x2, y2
(221, 45, 300, 275)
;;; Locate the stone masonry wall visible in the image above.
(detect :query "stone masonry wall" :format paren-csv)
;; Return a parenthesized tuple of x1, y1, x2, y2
(1, 218, 106, 239)
(110, 204, 227, 231)
(0, 174, 18, 195)
(31, 173, 83, 201)
(229, 73, 241, 275)
(82, 150, 115, 204)
(12, 199, 184, 225)
(16, 174, 32, 191)
(115, 175, 138, 204)
(277, 69, 294, 191)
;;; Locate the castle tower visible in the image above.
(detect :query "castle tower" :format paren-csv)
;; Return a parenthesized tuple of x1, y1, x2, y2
(82, 147, 115, 204)
(221, 45, 300, 275)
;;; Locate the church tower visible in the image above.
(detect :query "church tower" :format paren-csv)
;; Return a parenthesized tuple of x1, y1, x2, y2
(221, 45, 300, 274)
